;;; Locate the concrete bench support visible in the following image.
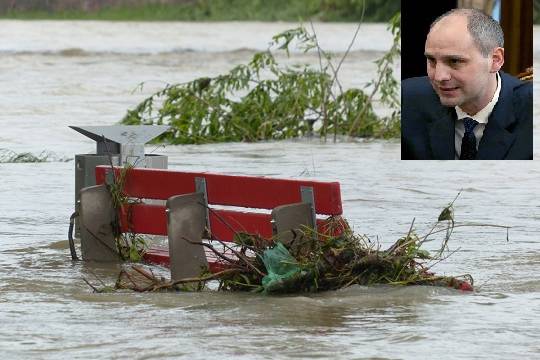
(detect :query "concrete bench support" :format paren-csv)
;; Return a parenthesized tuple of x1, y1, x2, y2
(79, 184, 120, 262)
(166, 193, 209, 281)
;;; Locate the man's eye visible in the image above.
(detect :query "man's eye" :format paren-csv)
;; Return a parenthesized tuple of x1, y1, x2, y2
(449, 59, 463, 65)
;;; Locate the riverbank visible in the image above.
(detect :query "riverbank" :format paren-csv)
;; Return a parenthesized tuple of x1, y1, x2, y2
(0, 0, 399, 22)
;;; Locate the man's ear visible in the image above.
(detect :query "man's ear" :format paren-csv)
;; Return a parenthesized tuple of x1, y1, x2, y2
(490, 47, 504, 72)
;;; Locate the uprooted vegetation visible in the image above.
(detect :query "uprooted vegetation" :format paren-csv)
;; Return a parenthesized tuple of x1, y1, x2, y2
(114, 224, 475, 294)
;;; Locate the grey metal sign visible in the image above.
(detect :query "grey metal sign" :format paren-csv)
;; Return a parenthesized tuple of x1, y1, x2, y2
(70, 125, 169, 167)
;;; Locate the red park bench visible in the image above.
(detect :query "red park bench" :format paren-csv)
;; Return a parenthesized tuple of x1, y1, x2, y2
(78, 165, 345, 281)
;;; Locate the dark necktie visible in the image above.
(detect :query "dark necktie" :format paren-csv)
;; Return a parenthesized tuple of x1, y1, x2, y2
(460, 117, 478, 160)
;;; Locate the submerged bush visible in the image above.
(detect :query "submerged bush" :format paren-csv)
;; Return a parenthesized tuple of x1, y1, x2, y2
(122, 13, 401, 144)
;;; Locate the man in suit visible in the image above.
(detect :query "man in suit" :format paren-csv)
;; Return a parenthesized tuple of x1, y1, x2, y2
(401, 8, 532, 160)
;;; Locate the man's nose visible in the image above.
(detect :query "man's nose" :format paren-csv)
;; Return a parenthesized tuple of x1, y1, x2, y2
(432, 64, 451, 82)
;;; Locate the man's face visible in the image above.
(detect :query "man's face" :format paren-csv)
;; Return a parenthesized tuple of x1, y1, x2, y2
(425, 15, 494, 114)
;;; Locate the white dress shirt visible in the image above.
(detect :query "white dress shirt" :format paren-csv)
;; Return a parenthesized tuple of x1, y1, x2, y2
(454, 72, 501, 159)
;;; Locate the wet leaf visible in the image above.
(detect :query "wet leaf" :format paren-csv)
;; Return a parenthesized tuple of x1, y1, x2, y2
(438, 206, 454, 222)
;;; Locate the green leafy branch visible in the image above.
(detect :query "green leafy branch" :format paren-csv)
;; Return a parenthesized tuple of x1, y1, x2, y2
(122, 14, 401, 144)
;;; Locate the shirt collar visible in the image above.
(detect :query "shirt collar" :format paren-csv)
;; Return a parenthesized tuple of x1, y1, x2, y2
(455, 72, 501, 124)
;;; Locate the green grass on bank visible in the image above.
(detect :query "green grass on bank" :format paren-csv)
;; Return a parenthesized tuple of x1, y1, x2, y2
(0, 0, 400, 22)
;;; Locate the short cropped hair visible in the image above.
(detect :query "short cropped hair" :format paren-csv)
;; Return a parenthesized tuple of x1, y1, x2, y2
(431, 8, 504, 57)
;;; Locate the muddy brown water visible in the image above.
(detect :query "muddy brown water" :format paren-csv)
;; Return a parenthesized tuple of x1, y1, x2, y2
(0, 21, 539, 359)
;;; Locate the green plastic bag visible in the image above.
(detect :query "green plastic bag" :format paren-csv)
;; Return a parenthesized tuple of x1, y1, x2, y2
(261, 242, 301, 290)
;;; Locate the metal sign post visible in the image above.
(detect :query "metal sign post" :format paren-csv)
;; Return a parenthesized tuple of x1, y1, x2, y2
(70, 125, 169, 241)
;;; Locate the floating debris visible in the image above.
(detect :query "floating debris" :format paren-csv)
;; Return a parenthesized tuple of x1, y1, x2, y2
(111, 210, 478, 294)
(0, 148, 71, 163)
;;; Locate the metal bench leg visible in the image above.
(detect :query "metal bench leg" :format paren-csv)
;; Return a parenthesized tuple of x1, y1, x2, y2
(79, 184, 121, 262)
(166, 193, 209, 281)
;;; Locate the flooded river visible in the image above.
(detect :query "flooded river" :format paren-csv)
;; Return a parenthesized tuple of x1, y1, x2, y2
(0, 21, 539, 359)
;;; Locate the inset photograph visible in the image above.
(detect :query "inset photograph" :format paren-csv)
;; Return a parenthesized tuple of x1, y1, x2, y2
(401, 0, 533, 160)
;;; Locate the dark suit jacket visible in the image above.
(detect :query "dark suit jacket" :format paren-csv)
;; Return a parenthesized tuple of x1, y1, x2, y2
(401, 72, 532, 160)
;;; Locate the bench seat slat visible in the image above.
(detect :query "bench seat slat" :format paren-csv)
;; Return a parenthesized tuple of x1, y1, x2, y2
(119, 203, 336, 242)
(143, 246, 230, 273)
(96, 166, 343, 215)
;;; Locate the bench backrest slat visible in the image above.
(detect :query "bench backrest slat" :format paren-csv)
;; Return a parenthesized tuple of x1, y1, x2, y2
(95, 166, 343, 215)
